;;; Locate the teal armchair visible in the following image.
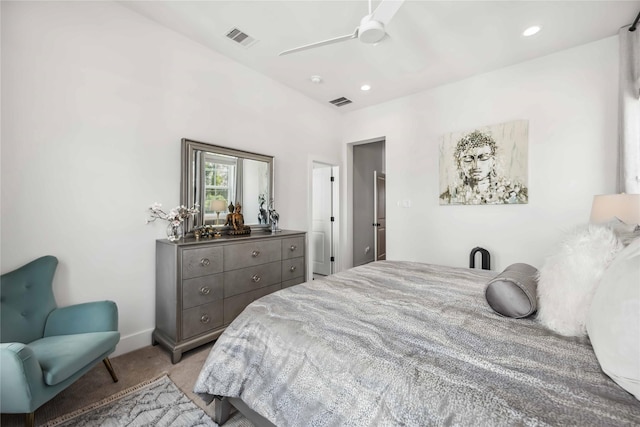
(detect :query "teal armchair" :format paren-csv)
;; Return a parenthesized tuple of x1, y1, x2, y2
(0, 256, 120, 427)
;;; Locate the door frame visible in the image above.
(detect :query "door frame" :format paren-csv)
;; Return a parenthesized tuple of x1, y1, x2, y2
(374, 171, 386, 261)
(347, 137, 386, 268)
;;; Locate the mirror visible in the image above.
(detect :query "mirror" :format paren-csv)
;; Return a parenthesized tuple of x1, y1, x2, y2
(181, 138, 274, 233)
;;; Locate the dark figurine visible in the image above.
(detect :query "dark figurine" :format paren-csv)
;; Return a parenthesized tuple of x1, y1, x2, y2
(258, 194, 268, 224)
(224, 202, 235, 227)
(229, 203, 251, 235)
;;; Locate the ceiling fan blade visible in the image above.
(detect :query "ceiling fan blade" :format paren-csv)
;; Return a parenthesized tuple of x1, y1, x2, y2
(371, 0, 405, 26)
(279, 29, 358, 56)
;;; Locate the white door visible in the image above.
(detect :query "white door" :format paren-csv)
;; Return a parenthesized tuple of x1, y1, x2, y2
(312, 167, 333, 275)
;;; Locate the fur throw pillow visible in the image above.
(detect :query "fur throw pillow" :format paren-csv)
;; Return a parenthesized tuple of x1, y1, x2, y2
(536, 224, 624, 336)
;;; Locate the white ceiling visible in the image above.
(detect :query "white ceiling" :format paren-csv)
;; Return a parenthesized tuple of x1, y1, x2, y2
(118, 0, 639, 113)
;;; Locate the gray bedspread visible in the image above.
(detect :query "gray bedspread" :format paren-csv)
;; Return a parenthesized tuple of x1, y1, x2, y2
(194, 261, 640, 426)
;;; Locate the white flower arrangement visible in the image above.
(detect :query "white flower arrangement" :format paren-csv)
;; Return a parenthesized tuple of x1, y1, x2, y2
(146, 202, 199, 226)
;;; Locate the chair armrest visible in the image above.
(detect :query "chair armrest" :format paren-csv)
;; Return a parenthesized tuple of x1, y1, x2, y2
(44, 301, 118, 337)
(0, 343, 43, 412)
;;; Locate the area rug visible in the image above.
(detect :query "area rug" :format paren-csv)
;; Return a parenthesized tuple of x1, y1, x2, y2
(43, 374, 217, 427)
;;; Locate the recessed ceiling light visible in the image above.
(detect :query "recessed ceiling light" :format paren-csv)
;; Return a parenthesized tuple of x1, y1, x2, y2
(360, 84, 371, 91)
(310, 75, 323, 84)
(523, 26, 541, 37)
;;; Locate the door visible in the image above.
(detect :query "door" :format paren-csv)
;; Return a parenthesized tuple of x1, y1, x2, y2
(374, 171, 386, 261)
(312, 166, 333, 275)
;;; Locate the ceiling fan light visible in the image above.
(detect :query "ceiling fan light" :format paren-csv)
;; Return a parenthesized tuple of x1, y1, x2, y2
(523, 26, 541, 37)
(359, 15, 386, 44)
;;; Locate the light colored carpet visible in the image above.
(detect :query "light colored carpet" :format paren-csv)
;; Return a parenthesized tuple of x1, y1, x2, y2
(1, 343, 253, 427)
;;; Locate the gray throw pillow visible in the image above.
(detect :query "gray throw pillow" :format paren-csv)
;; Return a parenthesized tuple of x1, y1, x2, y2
(485, 263, 539, 318)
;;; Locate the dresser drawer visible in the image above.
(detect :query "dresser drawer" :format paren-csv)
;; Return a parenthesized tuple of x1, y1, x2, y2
(223, 283, 281, 325)
(182, 274, 224, 309)
(182, 300, 223, 339)
(182, 246, 223, 279)
(223, 239, 281, 271)
(282, 257, 304, 282)
(282, 236, 305, 260)
(223, 261, 281, 298)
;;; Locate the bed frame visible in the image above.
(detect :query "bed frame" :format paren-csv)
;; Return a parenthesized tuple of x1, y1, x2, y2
(214, 396, 275, 427)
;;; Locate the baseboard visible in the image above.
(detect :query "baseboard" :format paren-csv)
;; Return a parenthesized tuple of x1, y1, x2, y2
(111, 328, 154, 357)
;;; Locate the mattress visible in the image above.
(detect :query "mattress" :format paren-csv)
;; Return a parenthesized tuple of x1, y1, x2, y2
(195, 261, 640, 426)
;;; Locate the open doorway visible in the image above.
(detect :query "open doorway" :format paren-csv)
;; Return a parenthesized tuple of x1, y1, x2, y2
(352, 139, 385, 267)
(311, 161, 339, 279)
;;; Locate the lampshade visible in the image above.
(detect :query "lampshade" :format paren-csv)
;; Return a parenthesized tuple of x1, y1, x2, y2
(590, 194, 640, 224)
(210, 199, 227, 213)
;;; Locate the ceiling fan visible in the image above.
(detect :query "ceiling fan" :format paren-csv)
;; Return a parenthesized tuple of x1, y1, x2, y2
(278, 0, 406, 56)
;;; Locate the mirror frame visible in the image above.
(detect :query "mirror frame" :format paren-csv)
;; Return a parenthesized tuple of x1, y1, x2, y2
(180, 138, 274, 234)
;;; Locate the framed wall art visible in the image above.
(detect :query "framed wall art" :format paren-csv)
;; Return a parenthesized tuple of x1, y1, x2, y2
(439, 120, 529, 205)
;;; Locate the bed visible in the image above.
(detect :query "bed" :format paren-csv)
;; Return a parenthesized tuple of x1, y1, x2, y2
(194, 260, 640, 426)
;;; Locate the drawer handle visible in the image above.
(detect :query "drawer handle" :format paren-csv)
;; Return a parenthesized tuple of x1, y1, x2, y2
(200, 314, 210, 324)
(251, 274, 261, 283)
(251, 250, 260, 258)
(199, 286, 211, 295)
(289, 266, 297, 272)
(289, 245, 297, 251)
(200, 258, 211, 267)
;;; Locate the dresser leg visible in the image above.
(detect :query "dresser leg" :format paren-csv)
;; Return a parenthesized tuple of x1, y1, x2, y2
(171, 351, 182, 364)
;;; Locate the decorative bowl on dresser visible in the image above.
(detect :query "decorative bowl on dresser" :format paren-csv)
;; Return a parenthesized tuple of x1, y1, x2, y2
(153, 230, 306, 363)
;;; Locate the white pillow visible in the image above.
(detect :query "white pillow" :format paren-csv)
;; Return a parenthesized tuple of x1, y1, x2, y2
(587, 238, 640, 400)
(536, 224, 623, 336)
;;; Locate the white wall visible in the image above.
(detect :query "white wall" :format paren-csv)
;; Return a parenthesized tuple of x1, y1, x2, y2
(1, 1, 341, 355)
(342, 37, 619, 271)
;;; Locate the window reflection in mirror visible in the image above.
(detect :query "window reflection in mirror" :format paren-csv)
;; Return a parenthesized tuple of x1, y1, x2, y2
(203, 153, 236, 224)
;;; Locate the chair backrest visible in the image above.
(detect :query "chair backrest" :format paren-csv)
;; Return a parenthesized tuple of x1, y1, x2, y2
(0, 256, 58, 344)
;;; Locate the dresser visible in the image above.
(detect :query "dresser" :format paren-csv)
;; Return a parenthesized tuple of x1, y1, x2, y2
(153, 230, 306, 363)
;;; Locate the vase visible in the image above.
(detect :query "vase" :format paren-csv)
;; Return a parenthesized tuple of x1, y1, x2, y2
(166, 222, 184, 242)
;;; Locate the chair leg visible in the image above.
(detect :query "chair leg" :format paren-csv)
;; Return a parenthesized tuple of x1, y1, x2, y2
(103, 357, 118, 383)
(25, 412, 35, 427)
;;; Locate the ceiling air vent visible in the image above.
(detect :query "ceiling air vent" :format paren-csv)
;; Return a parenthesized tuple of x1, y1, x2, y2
(225, 27, 257, 48)
(329, 97, 352, 107)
